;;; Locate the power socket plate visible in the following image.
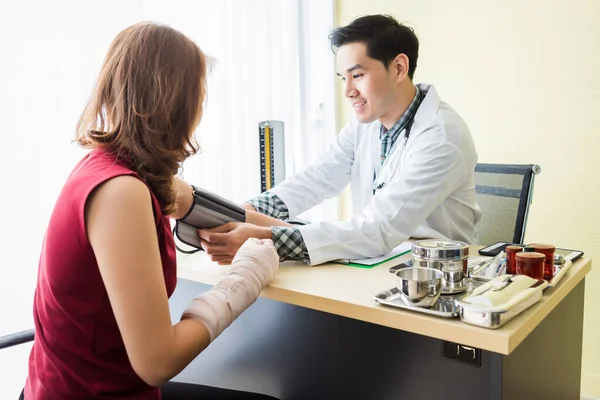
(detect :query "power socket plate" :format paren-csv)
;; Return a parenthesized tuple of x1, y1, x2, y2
(442, 341, 482, 367)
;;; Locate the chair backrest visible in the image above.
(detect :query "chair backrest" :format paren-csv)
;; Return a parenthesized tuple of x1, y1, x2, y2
(474, 163, 541, 246)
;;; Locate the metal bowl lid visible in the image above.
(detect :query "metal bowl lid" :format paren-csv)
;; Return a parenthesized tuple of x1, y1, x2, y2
(411, 239, 469, 259)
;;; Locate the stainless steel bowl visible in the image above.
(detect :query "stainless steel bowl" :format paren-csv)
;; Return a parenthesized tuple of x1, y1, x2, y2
(395, 267, 443, 308)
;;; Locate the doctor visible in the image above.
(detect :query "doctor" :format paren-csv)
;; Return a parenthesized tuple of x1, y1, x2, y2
(199, 14, 481, 265)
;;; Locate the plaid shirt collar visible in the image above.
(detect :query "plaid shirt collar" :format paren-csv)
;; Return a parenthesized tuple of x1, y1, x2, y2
(379, 86, 422, 144)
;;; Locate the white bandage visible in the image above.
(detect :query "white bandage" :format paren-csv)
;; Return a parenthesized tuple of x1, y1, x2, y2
(182, 238, 279, 341)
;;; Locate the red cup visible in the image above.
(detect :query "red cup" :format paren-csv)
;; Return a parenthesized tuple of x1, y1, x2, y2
(529, 243, 556, 281)
(505, 245, 523, 275)
(515, 252, 545, 279)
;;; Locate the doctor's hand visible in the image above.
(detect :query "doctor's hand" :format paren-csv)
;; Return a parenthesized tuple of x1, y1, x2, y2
(198, 222, 274, 265)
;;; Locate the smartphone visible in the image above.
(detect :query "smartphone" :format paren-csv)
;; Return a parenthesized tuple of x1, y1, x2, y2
(478, 242, 520, 257)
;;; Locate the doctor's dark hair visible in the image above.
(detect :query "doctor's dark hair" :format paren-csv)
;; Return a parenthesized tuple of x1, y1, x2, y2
(329, 14, 419, 80)
(75, 22, 209, 215)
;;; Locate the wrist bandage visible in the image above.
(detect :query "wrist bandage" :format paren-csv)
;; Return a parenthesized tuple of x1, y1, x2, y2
(181, 238, 279, 341)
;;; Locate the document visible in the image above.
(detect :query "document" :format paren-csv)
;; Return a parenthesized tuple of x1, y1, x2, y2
(335, 241, 413, 268)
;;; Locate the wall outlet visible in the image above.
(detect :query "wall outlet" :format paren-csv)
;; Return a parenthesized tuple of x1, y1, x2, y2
(442, 341, 482, 367)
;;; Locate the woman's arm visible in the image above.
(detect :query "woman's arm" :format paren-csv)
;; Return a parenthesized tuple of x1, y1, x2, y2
(86, 176, 210, 386)
(170, 177, 194, 220)
(171, 177, 290, 228)
(242, 203, 256, 211)
(86, 176, 279, 386)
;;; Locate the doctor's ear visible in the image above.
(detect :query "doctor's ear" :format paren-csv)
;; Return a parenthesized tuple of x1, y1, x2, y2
(391, 54, 410, 82)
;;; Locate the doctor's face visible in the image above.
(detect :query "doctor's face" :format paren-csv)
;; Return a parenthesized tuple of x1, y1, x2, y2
(336, 42, 397, 124)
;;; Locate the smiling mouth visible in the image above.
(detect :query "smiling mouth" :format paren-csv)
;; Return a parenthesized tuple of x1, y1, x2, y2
(352, 100, 366, 109)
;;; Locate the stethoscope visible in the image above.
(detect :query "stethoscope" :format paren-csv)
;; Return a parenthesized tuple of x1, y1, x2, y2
(372, 119, 415, 193)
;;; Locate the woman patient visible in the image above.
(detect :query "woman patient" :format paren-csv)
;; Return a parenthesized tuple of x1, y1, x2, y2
(23, 22, 279, 400)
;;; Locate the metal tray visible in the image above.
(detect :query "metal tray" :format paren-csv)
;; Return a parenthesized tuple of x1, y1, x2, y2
(469, 252, 577, 286)
(454, 275, 548, 329)
(373, 287, 461, 318)
(548, 259, 573, 288)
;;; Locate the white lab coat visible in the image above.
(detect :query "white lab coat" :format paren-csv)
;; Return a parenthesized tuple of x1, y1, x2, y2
(270, 83, 482, 265)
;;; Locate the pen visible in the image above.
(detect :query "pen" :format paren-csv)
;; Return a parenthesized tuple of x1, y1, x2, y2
(468, 259, 485, 275)
(495, 258, 506, 275)
(470, 258, 493, 276)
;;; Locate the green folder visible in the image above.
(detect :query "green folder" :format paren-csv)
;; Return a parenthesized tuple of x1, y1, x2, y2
(332, 249, 412, 269)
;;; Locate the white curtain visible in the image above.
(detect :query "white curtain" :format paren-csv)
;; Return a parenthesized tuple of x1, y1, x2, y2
(0, 1, 335, 397)
(163, 0, 339, 221)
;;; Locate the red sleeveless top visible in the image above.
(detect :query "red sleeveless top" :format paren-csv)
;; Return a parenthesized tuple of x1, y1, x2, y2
(25, 148, 177, 399)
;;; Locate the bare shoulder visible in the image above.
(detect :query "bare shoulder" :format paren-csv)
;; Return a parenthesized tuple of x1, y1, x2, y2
(85, 175, 153, 228)
(89, 175, 150, 208)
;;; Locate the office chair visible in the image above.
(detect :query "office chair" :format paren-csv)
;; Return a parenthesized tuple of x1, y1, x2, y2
(474, 163, 541, 246)
(0, 329, 34, 350)
(0, 328, 33, 399)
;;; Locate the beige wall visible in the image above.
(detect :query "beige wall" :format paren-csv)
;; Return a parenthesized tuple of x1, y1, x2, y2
(336, 0, 600, 396)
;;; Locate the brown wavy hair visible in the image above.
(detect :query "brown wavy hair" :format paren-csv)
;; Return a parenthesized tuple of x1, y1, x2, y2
(75, 22, 208, 214)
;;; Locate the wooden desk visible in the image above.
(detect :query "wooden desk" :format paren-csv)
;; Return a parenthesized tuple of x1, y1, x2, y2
(170, 248, 591, 400)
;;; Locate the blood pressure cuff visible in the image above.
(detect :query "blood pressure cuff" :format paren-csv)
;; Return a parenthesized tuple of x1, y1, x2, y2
(175, 185, 246, 250)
